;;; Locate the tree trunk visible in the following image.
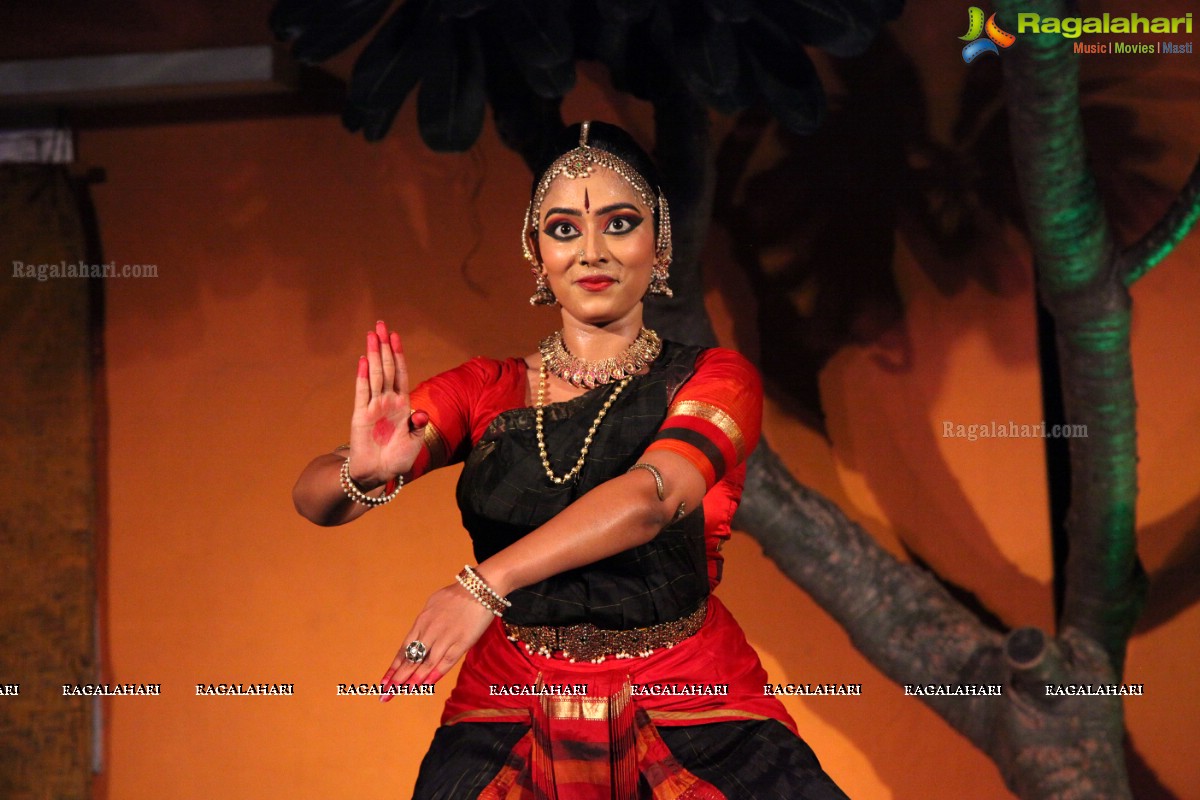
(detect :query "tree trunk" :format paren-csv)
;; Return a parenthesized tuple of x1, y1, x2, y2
(996, 0, 1145, 677)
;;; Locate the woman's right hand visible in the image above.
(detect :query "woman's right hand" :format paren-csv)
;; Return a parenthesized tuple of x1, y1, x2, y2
(346, 320, 429, 488)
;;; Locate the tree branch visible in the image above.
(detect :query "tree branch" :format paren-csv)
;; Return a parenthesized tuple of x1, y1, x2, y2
(1120, 153, 1200, 286)
(736, 443, 1006, 746)
(995, 628, 1131, 798)
(995, 0, 1146, 673)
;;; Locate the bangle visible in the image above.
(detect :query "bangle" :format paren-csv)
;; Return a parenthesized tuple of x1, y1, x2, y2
(627, 462, 665, 501)
(456, 565, 512, 617)
(339, 458, 403, 507)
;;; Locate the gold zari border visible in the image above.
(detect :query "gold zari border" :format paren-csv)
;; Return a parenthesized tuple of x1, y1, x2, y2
(541, 678, 631, 722)
(422, 420, 449, 470)
(666, 400, 746, 460)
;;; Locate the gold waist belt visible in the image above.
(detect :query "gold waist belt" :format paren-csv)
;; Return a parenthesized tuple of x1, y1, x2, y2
(504, 599, 707, 664)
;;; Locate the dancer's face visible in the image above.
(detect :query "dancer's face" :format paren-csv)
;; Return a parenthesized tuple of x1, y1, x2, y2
(535, 166, 655, 328)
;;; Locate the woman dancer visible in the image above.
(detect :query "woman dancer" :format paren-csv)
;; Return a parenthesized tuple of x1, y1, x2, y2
(293, 121, 848, 799)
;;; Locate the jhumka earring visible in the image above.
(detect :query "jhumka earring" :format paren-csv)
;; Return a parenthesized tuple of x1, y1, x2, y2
(647, 193, 673, 298)
(523, 204, 557, 306)
(530, 267, 557, 306)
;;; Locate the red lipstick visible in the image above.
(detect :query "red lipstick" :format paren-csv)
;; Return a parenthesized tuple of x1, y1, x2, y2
(576, 276, 616, 291)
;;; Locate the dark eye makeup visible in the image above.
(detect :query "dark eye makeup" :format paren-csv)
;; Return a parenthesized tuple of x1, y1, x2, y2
(544, 220, 581, 241)
(605, 215, 643, 234)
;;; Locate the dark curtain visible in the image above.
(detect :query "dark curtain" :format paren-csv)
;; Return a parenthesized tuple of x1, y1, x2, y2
(0, 164, 103, 798)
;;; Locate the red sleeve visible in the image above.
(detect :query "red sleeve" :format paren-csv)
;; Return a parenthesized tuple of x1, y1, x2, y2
(645, 348, 762, 591)
(405, 356, 525, 478)
(644, 347, 762, 490)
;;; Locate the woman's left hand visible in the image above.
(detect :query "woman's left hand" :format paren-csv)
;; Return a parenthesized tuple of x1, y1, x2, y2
(379, 583, 495, 700)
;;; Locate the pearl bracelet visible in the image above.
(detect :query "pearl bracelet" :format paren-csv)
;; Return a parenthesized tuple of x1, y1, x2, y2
(456, 566, 512, 617)
(339, 458, 403, 507)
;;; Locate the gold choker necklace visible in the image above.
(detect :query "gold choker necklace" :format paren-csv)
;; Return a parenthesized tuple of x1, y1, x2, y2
(538, 328, 662, 390)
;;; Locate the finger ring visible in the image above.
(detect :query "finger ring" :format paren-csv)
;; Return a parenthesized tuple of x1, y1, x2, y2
(404, 640, 428, 664)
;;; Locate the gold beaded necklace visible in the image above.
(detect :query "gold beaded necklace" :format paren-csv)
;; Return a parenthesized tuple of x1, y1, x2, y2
(534, 328, 661, 484)
(535, 363, 631, 485)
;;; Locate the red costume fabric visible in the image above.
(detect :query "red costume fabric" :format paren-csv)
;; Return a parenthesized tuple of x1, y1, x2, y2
(442, 595, 796, 734)
(405, 344, 811, 799)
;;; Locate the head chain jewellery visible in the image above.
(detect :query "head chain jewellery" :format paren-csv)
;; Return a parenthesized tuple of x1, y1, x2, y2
(524, 121, 673, 303)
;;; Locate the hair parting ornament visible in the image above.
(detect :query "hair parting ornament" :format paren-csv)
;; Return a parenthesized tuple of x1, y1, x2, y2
(525, 121, 673, 303)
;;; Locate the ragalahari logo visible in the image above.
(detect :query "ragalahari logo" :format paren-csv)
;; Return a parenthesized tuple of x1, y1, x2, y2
(961, 6, 1017, 62)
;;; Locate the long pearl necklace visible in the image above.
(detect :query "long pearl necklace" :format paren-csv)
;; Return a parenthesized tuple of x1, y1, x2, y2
(535, 361, 632, 485)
